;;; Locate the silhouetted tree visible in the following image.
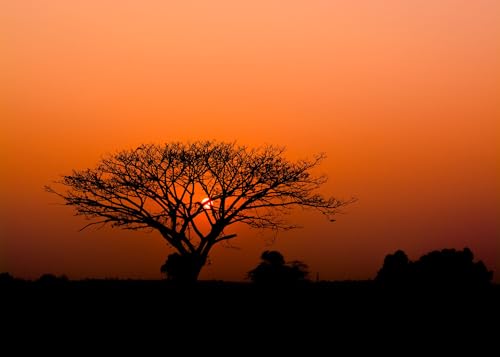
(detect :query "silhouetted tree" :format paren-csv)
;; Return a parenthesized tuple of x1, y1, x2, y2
(47, 141, 353, 282)
(160, 253, 202, 282)
(248, 250, 309, 285)
(288, 261, 310, 282)
(37, 274, 69, 285)
(0, 272, 15, 285)
(376, 247, 493, 287)
(261, 250, 286, 266)
(376, 250, 410, 286)
(412, 248, 492, 287)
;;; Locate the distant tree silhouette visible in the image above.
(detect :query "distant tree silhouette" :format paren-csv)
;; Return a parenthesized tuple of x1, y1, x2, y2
(160, 253, 202, 282)
(0, 272, 14, 285)
(376, 247, 493, 287)
(261, 250, 286, 266)
(37, 274, 69, 285)
(376, 250, 410, 286)
(412, 248, 492, 287)
(248, 250, 309, 285)
(47, 141, 353, 282)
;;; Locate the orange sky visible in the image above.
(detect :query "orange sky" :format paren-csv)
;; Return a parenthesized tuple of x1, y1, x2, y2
(2, 0, 499, 281)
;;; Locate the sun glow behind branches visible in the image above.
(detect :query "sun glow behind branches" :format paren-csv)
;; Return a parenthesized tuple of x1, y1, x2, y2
(201, 197, 213, 210)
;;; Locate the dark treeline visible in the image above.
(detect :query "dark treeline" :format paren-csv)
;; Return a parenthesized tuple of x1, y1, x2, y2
(0, 247, 495, 287)
(376, 247, 493, 287)
(2, 247, 498, 340)
(2, 252, 498, 352)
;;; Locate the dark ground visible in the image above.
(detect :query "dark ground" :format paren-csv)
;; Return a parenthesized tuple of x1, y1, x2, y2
(3, 279, 498, 318)
(2, 279, 498, 351)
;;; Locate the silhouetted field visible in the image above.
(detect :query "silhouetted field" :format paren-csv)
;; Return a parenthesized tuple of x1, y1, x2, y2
(2, 278, 498, 350)
(3, 246, 497, 336)
(3, 278, 498, 314)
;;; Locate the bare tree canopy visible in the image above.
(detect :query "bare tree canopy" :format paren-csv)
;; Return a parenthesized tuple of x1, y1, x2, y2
(46, 141, 354, 281)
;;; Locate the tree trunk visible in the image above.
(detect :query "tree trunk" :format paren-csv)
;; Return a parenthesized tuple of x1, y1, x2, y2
(161, 252, 206, 283)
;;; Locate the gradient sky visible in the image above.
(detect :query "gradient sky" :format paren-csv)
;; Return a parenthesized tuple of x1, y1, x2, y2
(2, 0, 499, 281)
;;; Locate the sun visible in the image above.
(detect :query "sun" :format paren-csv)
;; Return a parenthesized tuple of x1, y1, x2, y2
(201, 197, 213, 210)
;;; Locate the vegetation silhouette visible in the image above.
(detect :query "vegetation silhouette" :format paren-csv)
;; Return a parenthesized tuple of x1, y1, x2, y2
(46, 141, 354, 282)
(1, 246, 496, 322)
(0, 272, 15, 285)
(2, 267, 498, 347)
(247, 250, 309, 285)
(160, 253, 202, 282)
(375, 250, 411, 286)
(376, 247, 493, 287)
(37, 273, 69, 285)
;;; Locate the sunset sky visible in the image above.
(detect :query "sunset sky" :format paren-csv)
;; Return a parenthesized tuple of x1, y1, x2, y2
(2, 0, 499, 281)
